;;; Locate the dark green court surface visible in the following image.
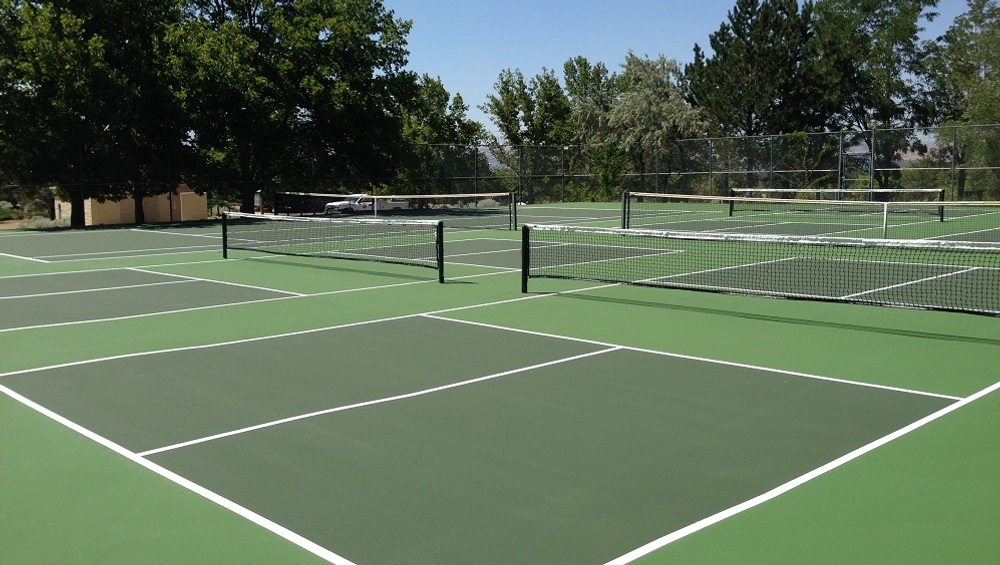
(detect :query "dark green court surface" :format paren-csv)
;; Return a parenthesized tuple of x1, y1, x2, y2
(0, 269, 291, 329)
(1, 218, 997, 564)
(4, 315, 953, 564)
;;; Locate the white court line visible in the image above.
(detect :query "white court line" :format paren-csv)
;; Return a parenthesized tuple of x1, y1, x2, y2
(138, 347, 619, 456)
(842, 267, 980, 299)
(602, 377, 1000, 565)
(447, 261, 520, 271)
(129, 227, 222, 240)
(0, 273, 541, 375)
(926, 225, 1000, 241)
(0, 383, 358, 565)
(446, 247, 520, 259)
(0, 279, 195, 300)
(421, 315, 961, 401)
(0, 268, 981, 563)
(0, 275, 437, 334)
(0, 251, 49, 263)
(38, 246, 218, 260)
(127, 267, 305, 297)
(0, 275, 557, 374)
(0, 261, 516, 334)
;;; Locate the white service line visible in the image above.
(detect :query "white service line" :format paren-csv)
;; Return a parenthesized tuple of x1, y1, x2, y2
(421, 314, 962, 401)
(37, 248, 219, 261)
(0, 268, 502, 335)
(129, 227, 222, 240)
(0, 251, 49, 263)
(127, 267, 305, 297)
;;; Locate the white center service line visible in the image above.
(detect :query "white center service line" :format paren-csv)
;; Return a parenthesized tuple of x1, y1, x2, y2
(137, 346, 620, 457)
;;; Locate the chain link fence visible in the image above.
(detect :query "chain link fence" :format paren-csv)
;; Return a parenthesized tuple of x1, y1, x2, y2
(377, 124, 1000, 204)
(5, 124, 999, 218)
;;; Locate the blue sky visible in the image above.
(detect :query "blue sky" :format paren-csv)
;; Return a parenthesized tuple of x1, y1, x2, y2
(384, 0, 968, 132)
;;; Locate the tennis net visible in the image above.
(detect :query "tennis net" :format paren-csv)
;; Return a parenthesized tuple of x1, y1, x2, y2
(521, 224, 1000, 316)
(223, 212, 445, 282)
(324, 192, 516, 230)
(623, 191, 1000, 241)
(730, 187, 945, 204)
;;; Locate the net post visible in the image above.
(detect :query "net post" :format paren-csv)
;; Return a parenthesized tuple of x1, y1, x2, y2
(222, 212, 229, 258)
(621, 191, 629, 229)
(882, 203, 889, 238)
(938, 189, 945, 222)
(728, 189, 736, 217)
(521, 224, 530, 293)
(436, 220, 445, 283)
(510, 191, 517, 229)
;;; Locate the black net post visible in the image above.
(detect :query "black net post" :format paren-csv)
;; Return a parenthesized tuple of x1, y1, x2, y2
(621, 191, 630, 229)
(222, 212, 228, 258)
(436, 220, 445, 283)
(521, 224, 531, 293)
(510, 191, 517, 229)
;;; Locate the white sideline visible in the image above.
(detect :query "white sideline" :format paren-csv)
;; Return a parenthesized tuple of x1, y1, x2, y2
(0, 383, 359, 565)
(602, 377, 1000, 565)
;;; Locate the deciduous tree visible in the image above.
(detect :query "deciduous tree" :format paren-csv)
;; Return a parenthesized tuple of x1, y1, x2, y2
(0, 0, 187, 226)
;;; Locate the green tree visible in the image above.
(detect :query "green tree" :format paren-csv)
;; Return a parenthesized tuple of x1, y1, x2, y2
(812, 0, 940, 130)
(403, 75, 484, 146)
(809, 0, 940, 191)
(922, 0, 1000, 124)
(171, 0, 418, 211)
(482, 68, 573, 202)
(606, 53, 706, 192)
(0, 0, 187, 227)
(481, 68, 573, 146)
(563, 56, 619, 145)
(919, 0, 1000, 197)
(684, 0, 827, 137)
(398, 74, 486, 194)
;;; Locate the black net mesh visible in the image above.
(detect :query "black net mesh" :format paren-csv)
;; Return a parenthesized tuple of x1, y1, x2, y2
(224, 213, 443, 279)
(523, 224, 1000, 316)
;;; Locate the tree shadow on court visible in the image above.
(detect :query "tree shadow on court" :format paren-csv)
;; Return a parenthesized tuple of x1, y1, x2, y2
(559, 292, 1000, 347)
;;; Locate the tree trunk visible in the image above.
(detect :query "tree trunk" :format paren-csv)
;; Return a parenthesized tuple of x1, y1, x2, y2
(133, 189, 145, 225)
(241, 185, 256, 213)
(70, 185, 86, 228)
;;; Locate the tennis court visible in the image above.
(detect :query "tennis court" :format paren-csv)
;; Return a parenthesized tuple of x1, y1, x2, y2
(2, 208, 999, 564)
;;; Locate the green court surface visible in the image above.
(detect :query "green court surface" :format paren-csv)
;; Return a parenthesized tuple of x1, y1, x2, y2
(1, 212, 998, 564)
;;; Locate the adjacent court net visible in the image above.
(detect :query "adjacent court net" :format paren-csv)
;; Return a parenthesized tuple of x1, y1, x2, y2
(623, 191, 1000, 242)
(521, 224, 1000, 316)
(730, 187, 945, 204)
(326, 192, 516, 230)
(223, 212, 445, 282)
